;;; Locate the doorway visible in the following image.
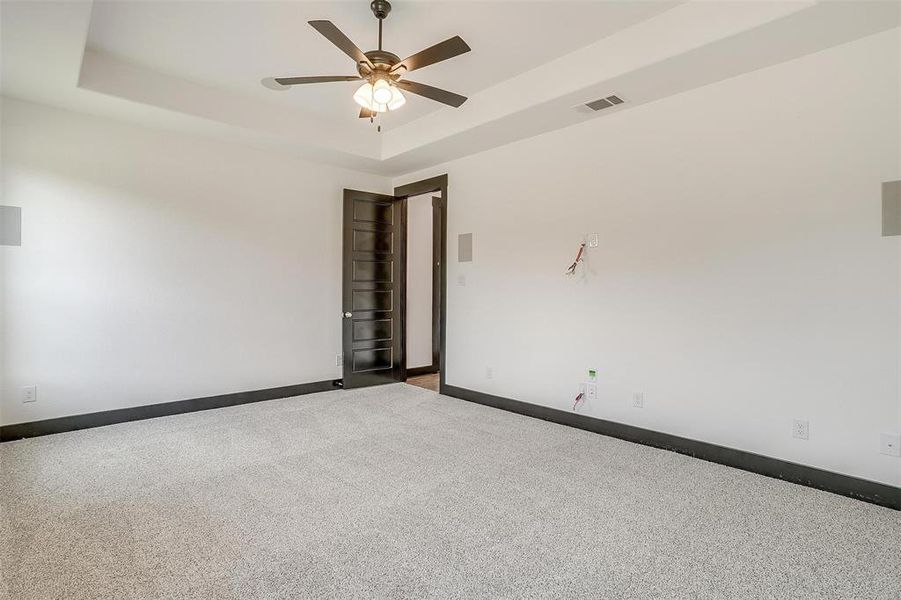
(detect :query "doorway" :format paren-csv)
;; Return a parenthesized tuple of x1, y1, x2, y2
(341, 175, 447, 392)
(395, 175, 446, 393)
(405, 191, 440, 391)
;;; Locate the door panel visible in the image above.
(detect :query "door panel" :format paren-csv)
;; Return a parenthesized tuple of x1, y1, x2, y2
(353, 319, 393, 341)
(353, 259, 393, 282)
(342, 189, 405, 389)
(353, 230, 393, 253)
(352, 289, 392, 311)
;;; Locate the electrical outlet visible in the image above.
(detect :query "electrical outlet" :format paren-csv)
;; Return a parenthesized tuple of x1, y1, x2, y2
(22, 386, 37, 403)
(585, 383, 597, 400)
(457, 275, 466, 287)
(335, 354, 343, 367)
(587, 233, 599, 248)
(486, 367, 493, 379)
(792, 419, 809, 440)
(632, 392, 644, 408)
(880, 433, 901, 457)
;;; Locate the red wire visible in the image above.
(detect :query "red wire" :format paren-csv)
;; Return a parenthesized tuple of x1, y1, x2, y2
(566, 243, 586, 275)
(573, 392, 584, 410)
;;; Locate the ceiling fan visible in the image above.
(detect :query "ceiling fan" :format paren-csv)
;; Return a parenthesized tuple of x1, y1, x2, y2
(261, 0, 471, 122)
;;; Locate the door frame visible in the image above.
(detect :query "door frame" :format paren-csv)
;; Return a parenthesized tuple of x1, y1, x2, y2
(394, 174, 448, 392)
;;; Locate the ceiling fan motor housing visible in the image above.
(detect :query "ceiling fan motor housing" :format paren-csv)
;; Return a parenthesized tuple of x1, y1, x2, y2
(370, 1, 392, 20)
(359, 50, 401, 79)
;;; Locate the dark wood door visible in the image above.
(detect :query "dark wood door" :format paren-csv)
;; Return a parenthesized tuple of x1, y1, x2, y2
(342, 189, 406, 389)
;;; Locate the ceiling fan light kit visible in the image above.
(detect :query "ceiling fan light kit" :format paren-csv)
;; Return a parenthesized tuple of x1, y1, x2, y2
(263, 0, 470, 126)
(352, 79, 406, 114)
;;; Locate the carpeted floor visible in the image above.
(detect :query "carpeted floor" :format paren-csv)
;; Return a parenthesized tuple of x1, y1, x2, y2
(1, 383, 899, 599)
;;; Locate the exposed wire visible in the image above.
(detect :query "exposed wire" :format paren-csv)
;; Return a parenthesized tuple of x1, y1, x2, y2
(573, 392, 585, 411)
(565, 242, 586, 275)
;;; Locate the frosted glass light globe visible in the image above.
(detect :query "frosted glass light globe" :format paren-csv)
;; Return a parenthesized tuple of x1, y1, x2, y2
(372, 79, 393, 105)
(353, 82, 374, 109)
(387, 86, 406, 110)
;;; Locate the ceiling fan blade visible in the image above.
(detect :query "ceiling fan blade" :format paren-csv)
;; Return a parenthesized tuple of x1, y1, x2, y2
(308, 20, 373, 68)
(395, 79, 467, 108)
(390, 36, 470, 74)
(359, 107, 374, 119)
(272, 76, 362, 86)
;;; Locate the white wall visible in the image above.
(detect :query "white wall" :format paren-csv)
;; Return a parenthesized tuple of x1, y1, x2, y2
(406, 193, 434, 369)
(0, 98, 390, 426)
(395, 29, 901, 486)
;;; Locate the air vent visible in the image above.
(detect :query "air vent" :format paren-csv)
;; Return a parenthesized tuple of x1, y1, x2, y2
(585, 95, 625, 111)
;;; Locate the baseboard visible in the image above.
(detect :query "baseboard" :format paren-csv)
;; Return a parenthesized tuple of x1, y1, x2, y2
(407, 365, 439, 377)
(0, 380, 338, 442)
(442, 384, 901, 511)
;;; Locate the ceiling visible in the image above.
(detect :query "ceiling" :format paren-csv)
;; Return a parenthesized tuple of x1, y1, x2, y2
(2, 1, 899, 176)
(86, 1, 678, 128)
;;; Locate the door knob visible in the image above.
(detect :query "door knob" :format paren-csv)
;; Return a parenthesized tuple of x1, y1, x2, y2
(343, 312, 353, 318)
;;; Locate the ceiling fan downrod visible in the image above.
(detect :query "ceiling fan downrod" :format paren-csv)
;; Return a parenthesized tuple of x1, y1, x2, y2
(371, 1, 392, 51)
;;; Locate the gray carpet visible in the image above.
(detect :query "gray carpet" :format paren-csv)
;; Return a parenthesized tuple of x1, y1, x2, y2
(1, 383, 898, 599)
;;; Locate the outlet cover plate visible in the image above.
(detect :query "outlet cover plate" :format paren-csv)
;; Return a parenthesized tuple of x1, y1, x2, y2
(632, 393, 644, 408)
(23, 386, 37, 403)
(792, 419, 809, 440)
